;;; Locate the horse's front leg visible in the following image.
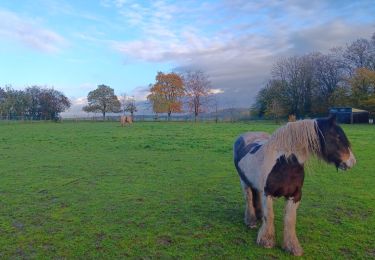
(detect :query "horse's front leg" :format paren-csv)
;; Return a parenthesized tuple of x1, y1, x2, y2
(257, 195, 275, 248)
(283, 198, 303, 256)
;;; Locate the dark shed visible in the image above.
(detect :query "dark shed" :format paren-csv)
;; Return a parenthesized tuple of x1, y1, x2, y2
(329, 107, 369, 124)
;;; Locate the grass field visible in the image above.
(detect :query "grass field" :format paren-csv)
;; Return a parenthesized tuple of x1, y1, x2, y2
(0, 121, 374, 259)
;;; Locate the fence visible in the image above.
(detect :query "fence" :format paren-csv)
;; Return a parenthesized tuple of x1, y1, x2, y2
(61, 114, 251, 123)
(0, 113, 254, 123)
(2, 114, 373, 124)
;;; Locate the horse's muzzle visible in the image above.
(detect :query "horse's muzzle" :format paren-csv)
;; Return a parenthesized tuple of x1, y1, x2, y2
(339, 149, 356, 171)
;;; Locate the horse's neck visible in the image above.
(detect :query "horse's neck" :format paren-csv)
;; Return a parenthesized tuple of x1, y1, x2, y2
(264, 119, 319, 165)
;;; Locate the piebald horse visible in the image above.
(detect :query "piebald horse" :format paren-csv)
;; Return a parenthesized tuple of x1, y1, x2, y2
(233, 116, 356, 256)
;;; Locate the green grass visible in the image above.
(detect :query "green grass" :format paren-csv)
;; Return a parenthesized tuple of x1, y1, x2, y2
(0, 121, 374, 259)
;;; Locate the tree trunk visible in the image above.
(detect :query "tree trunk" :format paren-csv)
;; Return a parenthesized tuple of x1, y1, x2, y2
(102, 111, 106, 120)
(168, 111, 171, 121)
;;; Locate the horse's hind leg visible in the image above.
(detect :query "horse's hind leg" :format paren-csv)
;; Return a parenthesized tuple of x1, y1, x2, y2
(252, 189, 263, 221)
(241, 181, 257, 228)
(257, 195, 275, 248)
(283, 199, 303, 256)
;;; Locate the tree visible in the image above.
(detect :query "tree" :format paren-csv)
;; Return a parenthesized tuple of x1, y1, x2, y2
(124, 96, 137, 120)
(342, 38, 375, 72)
(147, 72, 185, 120)
(330, 85, 352, 107)
(267, 99, 286, 123)
(39, 88, 71, 120)
(272, 55, 315, 117)
(120, 93, 127, 115)
(0, 87, 5, 117)
(0, 85, 70, 120)
(2, 86, 30, 119)
(349, 68, 375, 115)
(25, 86, 42, 119)
(252, 79, 288, 118)
(310, 52, 345, 114)
(181, 70, 211, 122)
(252, 32, 375, 118)
(147, 87, 168, 115)
(83, 84, 121, 119)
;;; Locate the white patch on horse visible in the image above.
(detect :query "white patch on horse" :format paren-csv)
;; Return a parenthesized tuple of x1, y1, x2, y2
(257, 195, 275, 248)
(345, 148, 356, 169)
(283, 199, 303, 256)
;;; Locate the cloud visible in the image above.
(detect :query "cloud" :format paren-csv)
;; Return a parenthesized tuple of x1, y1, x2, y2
(288, 20, 375, 53)
(72, 97, 87, 106)
(106, 0, 375, 108)
(209, 88, 224, 95)
(59, 96, 87, 118)
(0, 9, 67, 53)
(129, 86, 150, 101)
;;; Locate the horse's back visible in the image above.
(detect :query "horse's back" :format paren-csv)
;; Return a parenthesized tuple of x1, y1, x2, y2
(234, 132, 270, 161)
(237, 132, 270, 146)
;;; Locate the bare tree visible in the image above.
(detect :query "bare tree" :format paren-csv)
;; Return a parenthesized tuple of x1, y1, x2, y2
(310, 52, 345, 113)
(119, 93, 137, 120)
(181, 70, 211, 122)
(343, 38, 375, 71)
(120, 93, 127, 115)
(124, 96, 137, 120)
(272, 55, 315, 117)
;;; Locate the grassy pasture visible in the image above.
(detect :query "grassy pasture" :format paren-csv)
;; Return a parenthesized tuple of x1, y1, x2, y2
(0, 121, 374, 259)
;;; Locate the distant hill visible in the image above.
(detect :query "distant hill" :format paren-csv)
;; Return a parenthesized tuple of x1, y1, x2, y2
(196, 107, 251, 121)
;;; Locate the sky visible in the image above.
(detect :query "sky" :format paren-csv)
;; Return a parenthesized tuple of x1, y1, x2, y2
(0, 0, 375, 115)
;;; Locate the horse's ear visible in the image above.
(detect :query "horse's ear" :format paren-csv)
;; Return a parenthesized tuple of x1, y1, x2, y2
(328, 113, 337, 125)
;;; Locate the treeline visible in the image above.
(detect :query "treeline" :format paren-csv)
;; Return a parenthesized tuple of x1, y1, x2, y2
(253, 33, 375, 118)
(0, 86, 71, 120)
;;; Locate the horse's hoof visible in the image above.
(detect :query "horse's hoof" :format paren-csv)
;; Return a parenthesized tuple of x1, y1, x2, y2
(245, 221, 257, 229)
(283, 244, 304, 256)
(247, 223, 257, 229)
(257, 237, 275, 248)
(245, 218, 258, 229)
(248, 223, 257, 229)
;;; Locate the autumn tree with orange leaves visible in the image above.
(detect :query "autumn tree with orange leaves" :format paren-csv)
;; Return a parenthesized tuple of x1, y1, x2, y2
(147, 72, 185, 120)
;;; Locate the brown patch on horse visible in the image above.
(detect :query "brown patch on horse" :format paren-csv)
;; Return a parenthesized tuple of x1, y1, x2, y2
(340, 150, 350, 161)
(265, 155, 304, 202)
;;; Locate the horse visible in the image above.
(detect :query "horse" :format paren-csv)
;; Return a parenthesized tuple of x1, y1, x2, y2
(120, 115, 132, 126)
(233, 116, 356, 256)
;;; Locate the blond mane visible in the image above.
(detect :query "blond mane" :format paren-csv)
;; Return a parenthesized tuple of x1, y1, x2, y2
(264, 119, 321, 159)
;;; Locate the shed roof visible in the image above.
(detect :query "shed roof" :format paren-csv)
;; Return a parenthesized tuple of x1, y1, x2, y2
(352, 108, 368, 113)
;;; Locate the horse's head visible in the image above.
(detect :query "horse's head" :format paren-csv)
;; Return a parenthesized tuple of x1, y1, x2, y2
(316, 115, 356, 171)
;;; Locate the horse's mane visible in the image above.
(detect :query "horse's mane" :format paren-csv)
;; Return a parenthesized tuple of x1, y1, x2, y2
(265, 119, 321, 159)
